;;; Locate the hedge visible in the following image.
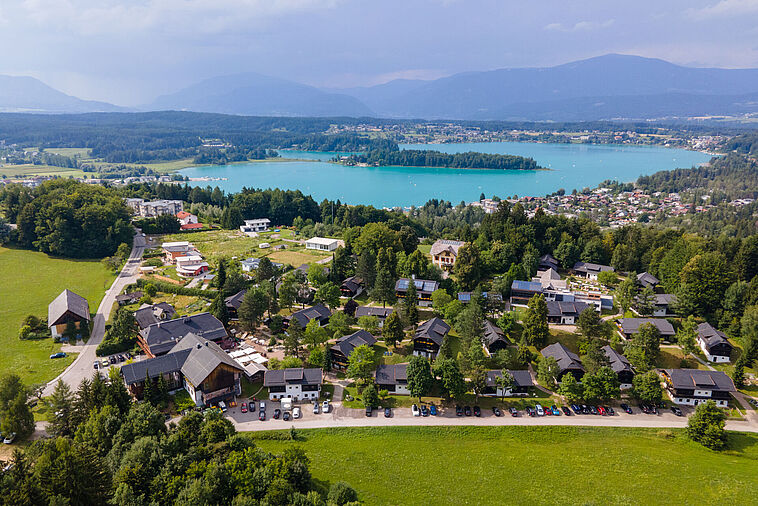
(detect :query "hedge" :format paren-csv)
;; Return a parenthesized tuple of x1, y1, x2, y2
(136, 278, 218, 298)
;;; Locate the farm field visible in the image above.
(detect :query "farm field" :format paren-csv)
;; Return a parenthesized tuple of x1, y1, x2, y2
(0, 246, 115, 385)
(253, 426, 758, 505)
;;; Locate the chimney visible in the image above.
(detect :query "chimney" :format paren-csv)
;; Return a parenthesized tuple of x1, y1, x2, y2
(196, 343, 202, 349)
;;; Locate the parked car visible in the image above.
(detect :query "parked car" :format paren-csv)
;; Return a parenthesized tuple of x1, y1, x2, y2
(419, 405, 427, 417)
(455, 405, 463, 417)
(464, 406, 472, 416)
(650, 404, 658, 415)
(3, 433, 16, 444)
(313, 403, 319, 414)
(117, 354, 125, 362)
(492, 407, 502, 417)
(282, 411, 290, 421)
(509, 407, 519, 417)
(365, 406, 372, 417)
(258, 411, 266, 421)
(571, 404, 581, 415)
(620, 403, 633, 414)
(551, 405, 560, 416)
(109, 356, 117, 364)
(597, 405, 606, 416)
(525, 406, 535, 417)
(292, 407, 301, 419)
(50, 352, 66, 359)
(581, 404, 590, 414)
(535, 404, 545, 416)
(429, 404, 438, 416)
(384, 407, 392, 418)
(273, 408, 281, 419)
(259, 401, 266, 411)
(322, 400, 330, 413)
(473, 406, 481, 417)
(218, 401, 227, 412)
(640, 403, 650, 414)
(412, 404, 421, 417)
(589, 405, 598, 415)
(605, 406, 615, 415)
(671, 406, 683, 416)
(561, 406, 571, 416)
(93, 361, 99, 369)
(101, 359, 109, 367)
(240, 402, 248, 413)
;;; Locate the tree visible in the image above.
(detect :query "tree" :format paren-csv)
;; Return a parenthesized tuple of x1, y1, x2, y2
(382, 311, 404, 348)
(345, 344, 375, 386)
(597, 270, 618, 287)
(398, 225, 419, 255)
(278, 275, 298, 310)
(304, 319, 329, 349)
(356, 249, 377, 290)
(624, 323, 661, 372)
(470, 366, 487, 401)
(677, 316, 699, 356)
(372, 265, 396, 308)
(632, 371, 663, 404)
(581, 366, 620, 402)
(328, 482, 358, 506)
(0, 391, 34, 439)
(732, 360, 746, 388)
(403, 281, 419, 327)
(256, 257, 276, 283)
(238, 288, 268, 331)
(216, 258, 227, 290)
(210, 293, 230, 326)
(454, 243, 481, 291)
(284, 319, 304, 357)
(677, 252, 733, 318)
(223, 270, 247, 297)
(557, 372, 583, 403)
(435, 358, 467, 400)
(686, 400, 728, 450)
(314, 281, 341, 310)
(307, 347, 328, 370)
(330, 246, 354, 284)
(576, 307, 608, 341)
(553, 239, 580, 270)
(406, 355, 434, 402)
(307, 264, 328, 287)
(48, 380, 75, 437)
(537, 356, 560, 390)
(616, 275, 637, 315)
(343, 298, 358, 318)
(357, 315, 380, 335)
(636, 286, 656, 316)
(523, 294, 549, 347)
(0, 373, 25, 412)
(431, 289, 453, 317)
(494, 371, 516, 401)
(326, 311, 351, 337)
(362, 383, 379, 409)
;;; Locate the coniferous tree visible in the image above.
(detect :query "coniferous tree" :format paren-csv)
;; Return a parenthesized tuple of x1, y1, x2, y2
(404, 281, 419, 327)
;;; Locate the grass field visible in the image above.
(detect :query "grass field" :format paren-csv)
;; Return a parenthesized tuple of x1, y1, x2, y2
(0, 165, 88, 178)
(0, 246, 115, 385)
(252, 426, 758, 505)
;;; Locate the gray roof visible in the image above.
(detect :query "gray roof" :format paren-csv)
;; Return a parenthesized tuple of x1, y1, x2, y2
(264, 367, 322, 387)
(116, 291, 143, 304)
(664, 369, 736, 392)
(414, 317, 451, 346)
(510, 280, 543, 293)
(290, 303, 332, 328)
(539, 254, 558, 269)
(375, 363, 408, 385)
(134, 302, 177, 330)
(120, 348, 192, 385)
(697, 323, 732, 350)
(572, 262, 614, 274)
(140, 312, 227, 355)
(485, 369, 534, 388)
(331, 329, 377, 357)
(654, 294, 678, 307)
(355, 306, 393, 319)
(637, 272, 660, 287)
(546, 301, 589, 318)
(540, 343, 585, 373)
(48, 289, 90, 327)
(340, 276, 363, 293)
(395, 278, 439, 295)
(483, 320, 510, 348)
(602, 345, 633, 374)
(430, 239, 465, 256)
(618, 318, 675, 336)
(224, 290, 247, 311)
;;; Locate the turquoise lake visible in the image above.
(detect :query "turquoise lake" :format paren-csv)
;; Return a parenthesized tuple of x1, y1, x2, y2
(179, 142, 713, 207)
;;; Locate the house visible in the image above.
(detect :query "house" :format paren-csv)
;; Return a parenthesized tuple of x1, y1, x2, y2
(430, 239, 465, 271)
(617, 318, 675, 340)
(115, 291, 143, 305)
(176, 211, 199, 228)
(224, 290, 247, 319)
(120, 333, 244, 406)
(483, 320, 510, 354)
(661, 369, 736, 407)
(305, 237, 340, 252)
(546, 301, 589, 325)
(176, 255, 210, 278)
(483, 370, 534, 396)
(412, 317, 450, 358)
(264, 367, 322, 401)
(48, 289, 90, 339)
(395, 278, 439, 301)
(354, 306, 393, 326)
(180, 222, 204, 231)
(696, 323, 733, 363)
(602, 346, 635, 389)
(539, 253, 559, 272)
(240, 218, 271, 236)
(509, 280, 543, 305)
(162, 241, 196, 264)
(651, 294, 677, 317)
(540, 343, 585, 382)
(330, 330, 377, 370)
(240, 257, 283, 272)
(134, 302, 177, 330)
(572, 261, 614, 280)
(289, 303, 331, 329)
(637, 271, 660, 289)
(340, 276, 364, 298)
(138, 312, 227, 357)
(457, 291, 504, 308)
(533, 267, 567, 291)
(129, 199, 183, 217)
(375, 363, 409, 395)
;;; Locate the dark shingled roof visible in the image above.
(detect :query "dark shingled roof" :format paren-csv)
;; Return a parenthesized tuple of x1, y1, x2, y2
(140, 312, 227, 356)
(546, 301, 589, 318)
(602, 345, 634, 374)
(375, 363, 408, 385)
(289, 303, 332, 329)
(264, 367, 322, 387)
(120, 348, 192, 385)
(664, 369, 736, 392)
(355, 306, 393, 319)
(340, 276, 363, 293)
(618, 318, 675, 336)
(637, 271, 660, 287)
(414, 317, 451, 346)
(540, 343, 585, 373)
(48, 289, 90, 327)
(331, 329, 377, 357)
(224, 289, 247, 311)
(134, 302, 177, 330)
(697, 322, 733, 350)
(572, 261, 614, 274)
(485, 369, 534, 388)
(483, 320, 510, 348)
(654, 294, 678, 307)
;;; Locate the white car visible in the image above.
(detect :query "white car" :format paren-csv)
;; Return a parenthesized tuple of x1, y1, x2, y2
(292, 407, 301, 419)
(3, 433, 16, 444)
(322, 400, 330, 413)
(535, 404, 545, 416)
(313, 403, 319, 414)
(411, 404, 420, 417)
(259, 401, 266, 411)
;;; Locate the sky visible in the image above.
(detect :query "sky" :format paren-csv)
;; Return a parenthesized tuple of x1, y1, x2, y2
(1, 0, 758, 106)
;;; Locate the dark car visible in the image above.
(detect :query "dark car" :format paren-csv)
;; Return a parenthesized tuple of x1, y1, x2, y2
(473, 406, 481, 417)
(605, 406, 615, 415)
(421, 405, 429, 417)
(561, 406, 571, 416)
(650, 404, 658, 415)
(671, 406, 683, 416)
(109, 356, 117, 364)
(455, 405, 463, 417)
(258, 411, 266, 421)
(581, 404, 590, 414)
(365, 406, 372, 417)
(525, 406, 535, 417)
(510, 407, 519, 417)
(283, 411, 291, 421)
(464, 406, 472, 416)
(571, 404, 581, 415)
(640, 403, 650, 414)
(117, 354, 125, 362)
(273, 408, 281, 419)
(384, 407, 392, 418)
(589, 405, 598, 415)
(620, 403, 633, 414)
(492, 407, 502, 417)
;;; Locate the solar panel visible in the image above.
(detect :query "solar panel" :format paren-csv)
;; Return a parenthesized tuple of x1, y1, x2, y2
(397, 279, 409, 290)
(284, 369, 303, 381)
(414, 280, 424, 290)
(423, 281, 437, 292)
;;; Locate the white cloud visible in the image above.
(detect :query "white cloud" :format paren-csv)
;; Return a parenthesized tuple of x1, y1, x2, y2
(545, 19, 615, 32)
(687, 0, 758, 19)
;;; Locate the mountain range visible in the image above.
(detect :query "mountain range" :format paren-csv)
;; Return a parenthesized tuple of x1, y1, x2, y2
(4, 54, 758, 120)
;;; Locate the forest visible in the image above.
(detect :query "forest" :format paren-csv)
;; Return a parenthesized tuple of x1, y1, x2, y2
(337, 149, 541, 170)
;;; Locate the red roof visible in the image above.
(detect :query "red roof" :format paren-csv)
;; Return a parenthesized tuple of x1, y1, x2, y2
(176, 211, 191, 219)
(180, 223, 204, 230)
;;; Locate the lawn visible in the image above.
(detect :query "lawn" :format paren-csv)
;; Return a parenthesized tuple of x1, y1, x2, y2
(252, 426, 758, 505)
(266, 249, 330, 268)
(0, 246, 116, 385)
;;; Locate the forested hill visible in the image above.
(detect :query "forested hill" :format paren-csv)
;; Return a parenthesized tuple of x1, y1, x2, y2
(723, 132, 758, 157)
(337, 149, 542, 170)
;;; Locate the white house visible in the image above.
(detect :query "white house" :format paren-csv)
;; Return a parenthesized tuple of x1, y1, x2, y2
(240, 218, 271, 236)
(375, 364, 410, 395)
(176, 211, 198, 226)
(176, 255, 210, 278)
(264, 368, 322, 401)
(696, 323, 733, 363)
(484, 370, 534, 397)
(305, 237, 340, 252)
(662, 369, 735, 407)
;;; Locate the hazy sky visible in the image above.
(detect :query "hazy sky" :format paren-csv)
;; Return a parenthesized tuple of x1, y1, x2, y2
(2, 0, 758, 105)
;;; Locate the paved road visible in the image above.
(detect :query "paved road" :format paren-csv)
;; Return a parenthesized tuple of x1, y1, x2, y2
(43, 233, 146, 395)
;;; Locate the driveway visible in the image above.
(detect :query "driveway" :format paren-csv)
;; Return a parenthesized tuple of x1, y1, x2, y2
(42, 233, 146, 395)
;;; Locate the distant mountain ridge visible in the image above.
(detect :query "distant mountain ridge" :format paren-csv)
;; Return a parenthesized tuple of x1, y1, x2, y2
(0, 75, 129, 114)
